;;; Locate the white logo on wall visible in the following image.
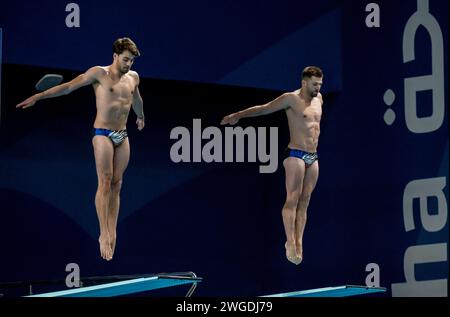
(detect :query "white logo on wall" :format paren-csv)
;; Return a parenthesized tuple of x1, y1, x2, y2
(365, 263, 380, 288)
(170, 119, 279, 173)
(365, 3, 380, 28)
(65, 3, 80, 28)
(383, 0, 444, 131)
(65, 263, 81, 288)
(389, 0, 448, 297)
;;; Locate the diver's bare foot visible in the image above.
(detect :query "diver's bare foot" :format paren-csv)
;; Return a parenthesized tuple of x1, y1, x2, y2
(99, 235, 113, 261)
(295, 241, 303, 264)
(110, 234, 117, 258)
(285, 242, 301, 265)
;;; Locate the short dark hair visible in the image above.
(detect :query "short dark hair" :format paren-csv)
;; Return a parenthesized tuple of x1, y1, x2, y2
(302, 66, 323, 79)
(113, 37, 141, 57)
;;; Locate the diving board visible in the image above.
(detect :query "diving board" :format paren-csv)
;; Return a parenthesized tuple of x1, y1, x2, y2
(263, 285, 386, 297)
(26, 274, 202, 297)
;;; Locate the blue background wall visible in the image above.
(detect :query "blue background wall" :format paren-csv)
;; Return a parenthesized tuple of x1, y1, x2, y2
(0, 0, 448, 297)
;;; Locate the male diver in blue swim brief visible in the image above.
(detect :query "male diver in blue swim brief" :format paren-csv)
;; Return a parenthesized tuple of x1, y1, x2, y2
(17, 38, 145, 261)
(221, 66, 324, 265)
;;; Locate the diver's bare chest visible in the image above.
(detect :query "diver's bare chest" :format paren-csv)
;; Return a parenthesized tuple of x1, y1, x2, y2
(290, 102, 322, 122)
(99, 79, 135, 99)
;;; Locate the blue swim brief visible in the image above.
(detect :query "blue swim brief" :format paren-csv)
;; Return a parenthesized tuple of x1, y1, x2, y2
(285, 148, 318, 166)
(93, 128, 128, 147)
